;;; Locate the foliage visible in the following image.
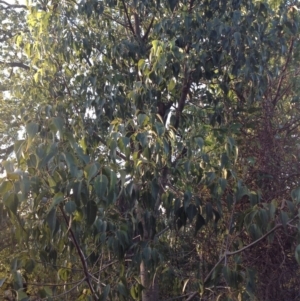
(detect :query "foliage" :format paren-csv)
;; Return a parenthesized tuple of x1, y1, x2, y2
(1, 0, 300, 300)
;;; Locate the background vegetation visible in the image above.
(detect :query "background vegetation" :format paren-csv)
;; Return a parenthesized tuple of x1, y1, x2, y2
(1, 0, 300, 300)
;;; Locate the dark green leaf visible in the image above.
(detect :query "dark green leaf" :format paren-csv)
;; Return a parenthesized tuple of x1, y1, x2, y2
(12, 271, 23, 289)
(295, 244, 300, 264)
(84, 162, 99, 183)
(86, 200, 97, 226)
(65, 201, 76, 214)
(25, 122, 39, 139)
(46, 208, 56, 235)
(4, 193, 18, 215)
(50, 192, 64, 209)
(117, 281, 129, 297)
(24, 259, 35, 274)
(183, 191, 192, 211)
(17, 290, 28, 301)
(186, 204, 197, 223)
(195, 213, 205, 236)
(0, 181, 13, 194)
(99, 284, 110, 301)
(205, 202, 213, 222)
(52, 116, 64, 133)
(0, 278, 6, 287)
(280, 211, 288, 231)
(94, 175, 108, 199)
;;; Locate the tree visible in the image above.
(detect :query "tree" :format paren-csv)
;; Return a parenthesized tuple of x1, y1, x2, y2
(1, 0, 300, 300)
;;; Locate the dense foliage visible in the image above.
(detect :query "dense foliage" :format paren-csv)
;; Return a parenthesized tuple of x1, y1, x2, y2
(1, 0, 300, 300)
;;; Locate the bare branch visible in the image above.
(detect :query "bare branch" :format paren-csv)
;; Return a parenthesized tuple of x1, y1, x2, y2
(40, 278, 86, 300)
(0, 61, 30, 70)
(59, 206, 99, 301)
(120, 0, 136, 37)
(174, 71, 191, 129)
(0, 0, 27, 9)
(142, 16, 155, 41)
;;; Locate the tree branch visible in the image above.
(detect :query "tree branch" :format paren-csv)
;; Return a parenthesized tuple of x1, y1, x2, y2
(120, 0, 136, 37)
(59, 206, 98, 301)
(142, 16, 155, 41)
(41, 278, 86, 300)
(0, 61, 30, 70)
(0, 0, 27, 9)
(174, 72, 191, 129)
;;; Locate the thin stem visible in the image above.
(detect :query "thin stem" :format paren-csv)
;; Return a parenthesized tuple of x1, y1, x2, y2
(59, 206, 98, 301)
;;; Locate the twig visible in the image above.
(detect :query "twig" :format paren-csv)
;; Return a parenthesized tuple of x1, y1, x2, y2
(142, 16, 155, 41)
(120, 0, 136, 37)
(59, 206, 98, 300)
(0, 61, 30, 70)
(41, 278, 85, 300)
(27, 279, 85, 287)
(0, 0, 27, 9)
(154, 226, 170, 240)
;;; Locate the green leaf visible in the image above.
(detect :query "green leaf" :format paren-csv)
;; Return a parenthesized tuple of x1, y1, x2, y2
(291, 187, 300, 203)
(86, 200, 97, 226)
(84, 162, 99, 183)
(205, 202, 213, 222)
(280, 211, 288, 231)
(183, 191, 192, 211)
(52, 116, 64, 133)
(219, 178, 227, 191)
(65, 201, 76, 214)
(155, 122, 165, 136)
(0, 181, 13, 195)
(138, 59, 145, 70)
(94, 175, 108, 199)
(130, 285, 138, 300)
(24, 259, 35, 274)
(12, 271, 23, 289)
(46, 208, 57, 235)
(167, 78, 176, 91)
(194, 137, 204, 150)
(175, 206, 187, 230)
(109, 170, 117, 193)
(0, 278, 6, 287)
(50, 192, 64, 209)
(17, 290, 28, 301)
(213, 209, 221, 224)
(186, 204, 197, 223)
(168, 0, 178, 12)
(99, 284, 110, 301)
(295, 244, 300, 264)
(137, 114, 149, 126)
(58, 268, 70, 281)
(233, 32, 241, 46)
(194, 213, 205, 236)
(2, 161, 14, 173)
(20, 175, 30, 199)
(25, 122, 39, 139)
(4, 193, 18, 215)
(117, 281, 129, 297)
